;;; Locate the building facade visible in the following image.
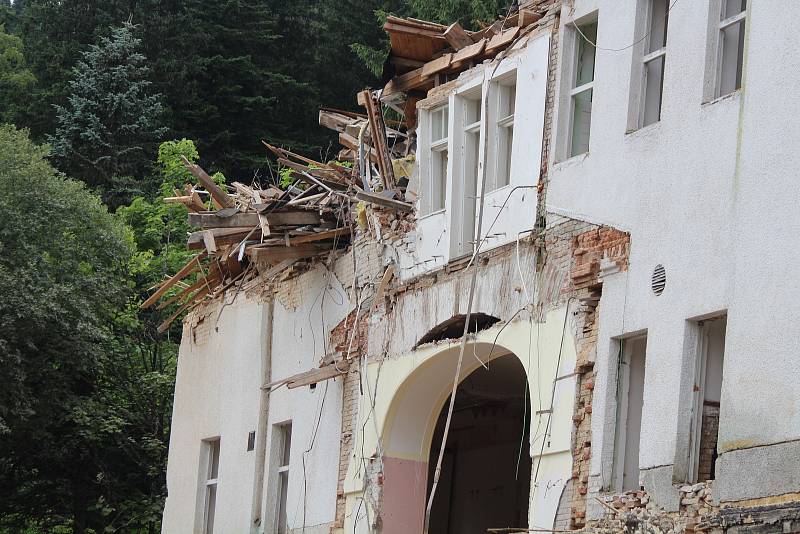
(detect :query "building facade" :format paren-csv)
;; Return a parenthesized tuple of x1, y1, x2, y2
(161, 1, 800, 532)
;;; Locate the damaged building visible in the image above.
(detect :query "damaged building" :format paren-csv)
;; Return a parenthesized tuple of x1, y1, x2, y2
(157, 1, 800, 533)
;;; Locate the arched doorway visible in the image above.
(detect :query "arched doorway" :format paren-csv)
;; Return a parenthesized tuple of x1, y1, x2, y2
(426, 353, 532, 533)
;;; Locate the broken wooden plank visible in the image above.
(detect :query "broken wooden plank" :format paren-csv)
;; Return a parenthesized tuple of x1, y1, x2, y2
(264, 141, 349, 179)
(355, 190, 413, 212)
(517, 8, 542, 27)
(202, 230, 217, 253)
(181, 156, 234, 209)
(286, 360, 350, 389)
(318, 109, 359, 133)
(141, 253, 207, 309)
(276, 157, 346, 184)
(338, 132, 379, 164)
(373, 264, 395, 308)
(286, 192, 326, 206)
(421, 52, 453, 78)
(188, 211, 324, 229)
(450, 38, 486, 67)
(157, 270, 219, 310)
(247, 244, 329, 262)
(383, 66, 429, 96)
(288, 227, 351, 246)
(485, 26, 520, 54)
(359, 90, 396, 190)
(187, 227, 260, 250)
(444, 22, 475, 50)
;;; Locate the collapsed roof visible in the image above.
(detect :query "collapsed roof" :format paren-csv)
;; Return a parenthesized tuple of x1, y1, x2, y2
(140, 6, 552, 332)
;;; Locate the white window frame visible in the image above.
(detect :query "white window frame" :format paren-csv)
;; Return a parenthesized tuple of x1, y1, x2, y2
(565, 18, 597, 158)
(489, 73, 516, 191)
(200, 438, 220, 534)
(450, 85, 483, 258)
(273, 422, 292, 534)
(628, 0, 669, 131)
(423, 105, 449, 216)
(704, 0, 747, 101)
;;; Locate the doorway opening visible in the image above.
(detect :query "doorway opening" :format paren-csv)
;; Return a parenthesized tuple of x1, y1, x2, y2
(426, 353, 531, 533)
(690, 315, 726, 482)
(612, 335, 648, 491)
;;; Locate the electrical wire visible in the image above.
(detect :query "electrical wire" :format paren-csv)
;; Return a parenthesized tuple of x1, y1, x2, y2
(422, 16, 538, 533)
(570, 0, 679, 52)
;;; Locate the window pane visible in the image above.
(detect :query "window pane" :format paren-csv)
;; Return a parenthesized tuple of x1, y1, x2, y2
(570, 88, 593, 156)
(465, 98, 481, 124)
(277, 472, 289, 534)
(439, 150, 448, 210)
(575, 22, 597, 87)
(642, 55, 664, 126)
(462, 131, 479, 255)
(499, 83, 516, 117)
(648, 0, 669, 53)
(719, 20, 745, 96)
(204, 485, 216, 534)
(497, 125, 513, 188)
(722, 0, 746, 19)
(209, 440, 220, 479)
(280, 425, 292, 467)
(432, 107, 448, 141)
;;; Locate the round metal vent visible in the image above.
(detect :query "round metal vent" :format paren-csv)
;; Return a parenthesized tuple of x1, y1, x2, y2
(651, 264, 666, 295)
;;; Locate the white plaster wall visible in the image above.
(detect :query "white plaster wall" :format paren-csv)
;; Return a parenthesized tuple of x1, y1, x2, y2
(262, 266, 350, 533)
(400, 31, 550, 282)
(549, 0, 737, 476)
(723, 2, 800, 452)
(550, 0, 800, 505)
(162, 297, 266, 534)
(162, 265, 350, 533)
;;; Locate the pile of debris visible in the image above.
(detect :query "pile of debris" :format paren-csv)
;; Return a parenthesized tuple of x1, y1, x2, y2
(379, 8, 547, 123)
(588, 483, 722, 534)
(140, 8, 553, 331)
(141, 98, 413, 331)
(139, 144, 357, 332)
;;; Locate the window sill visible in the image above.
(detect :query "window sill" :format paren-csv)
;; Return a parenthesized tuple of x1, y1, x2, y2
(552, 151, 590, 170)
(418, 208, 446, 221)
(625, 120, 662, 138)
(701, 89, 741, 108)
(485, 183, 513, 196)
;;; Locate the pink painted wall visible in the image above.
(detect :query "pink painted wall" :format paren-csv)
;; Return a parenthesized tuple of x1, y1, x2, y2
(382, 456, 428, 534)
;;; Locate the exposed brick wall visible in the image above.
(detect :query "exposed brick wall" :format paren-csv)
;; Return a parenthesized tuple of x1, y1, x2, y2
(537, 215, 630, 529)
(698, 404, 720, 482)
(334, 365, 362, 528)
(568, 226, 630, 529)
(330, 308, 370, 528)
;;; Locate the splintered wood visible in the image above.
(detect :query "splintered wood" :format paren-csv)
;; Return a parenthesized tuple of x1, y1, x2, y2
(142, 11, 533, 334)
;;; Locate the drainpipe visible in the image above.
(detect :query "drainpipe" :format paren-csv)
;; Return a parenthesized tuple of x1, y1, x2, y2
(251, 297, 274, 532)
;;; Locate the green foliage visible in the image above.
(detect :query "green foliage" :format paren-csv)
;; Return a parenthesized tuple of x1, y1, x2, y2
(48, 22, 166, 207)
(157, 139, 199, 190)
(350, 42, 389, 78)
(0, 24, 35, 124)
(0, 124, 138, 532)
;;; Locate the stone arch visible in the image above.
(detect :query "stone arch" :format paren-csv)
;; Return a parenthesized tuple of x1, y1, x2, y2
(379, 339, 532, 533)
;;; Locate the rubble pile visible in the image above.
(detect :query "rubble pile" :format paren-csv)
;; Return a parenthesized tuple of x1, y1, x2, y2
(588, 483, 721, 534)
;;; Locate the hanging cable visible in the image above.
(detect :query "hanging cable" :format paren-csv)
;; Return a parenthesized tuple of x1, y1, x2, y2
(422, 17, 538, 533)
(570, 0, 679, 52)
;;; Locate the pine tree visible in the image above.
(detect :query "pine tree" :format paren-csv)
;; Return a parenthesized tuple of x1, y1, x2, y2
(0, 23, 35, 124)
(49, 22, 166, 206)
